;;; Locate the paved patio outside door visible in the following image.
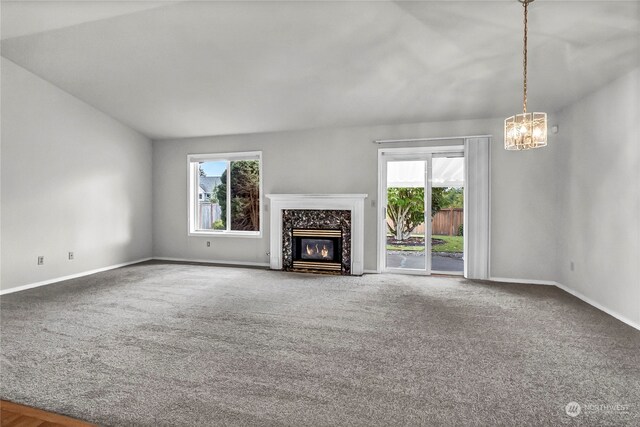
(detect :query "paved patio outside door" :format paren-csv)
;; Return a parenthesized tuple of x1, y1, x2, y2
(386, 251, 463, 273)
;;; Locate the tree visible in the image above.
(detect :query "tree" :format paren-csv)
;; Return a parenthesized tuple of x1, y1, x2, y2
(387, 187, 424, 241)
(431, 187, 446, 216)
(215, 160, 260, 231)
(199, 165, 206, 177)
(387, 187, 446, 241)
(441, 187, 463, 208)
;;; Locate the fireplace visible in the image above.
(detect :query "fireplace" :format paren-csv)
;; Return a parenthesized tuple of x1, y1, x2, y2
(281, 209, 351, 275)
(266, 194, 367, 275)
(292, 228, 342, 273)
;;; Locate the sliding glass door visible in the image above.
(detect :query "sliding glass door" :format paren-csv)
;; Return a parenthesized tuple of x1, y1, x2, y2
(384, 159, 430, 272)
(379, 147, 464, 275)
(430, 154, 464, 274)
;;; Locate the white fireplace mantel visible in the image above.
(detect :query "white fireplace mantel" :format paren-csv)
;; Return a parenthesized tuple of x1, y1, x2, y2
(266, 194, 368, 275)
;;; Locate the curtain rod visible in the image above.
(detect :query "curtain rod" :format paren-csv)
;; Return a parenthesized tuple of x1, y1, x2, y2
(373, 135, 492, 144)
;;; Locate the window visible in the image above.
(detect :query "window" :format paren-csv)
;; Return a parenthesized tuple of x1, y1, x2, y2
(188, 151, 262, 237)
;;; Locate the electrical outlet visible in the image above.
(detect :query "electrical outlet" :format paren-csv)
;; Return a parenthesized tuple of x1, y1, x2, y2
(206, 241, 211, 247)
(371, 199, 376, 208)
(570, 261, 575, 271)
(37, 256, 44, 265)
(69, 252, 74, 260)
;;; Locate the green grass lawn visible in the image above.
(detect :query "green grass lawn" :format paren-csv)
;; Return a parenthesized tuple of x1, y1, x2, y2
(431, 235, 463, 253)
(387, 235, 463, 253)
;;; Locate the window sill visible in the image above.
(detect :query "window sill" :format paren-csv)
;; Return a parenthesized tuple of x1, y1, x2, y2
(189, 230, 262, 238)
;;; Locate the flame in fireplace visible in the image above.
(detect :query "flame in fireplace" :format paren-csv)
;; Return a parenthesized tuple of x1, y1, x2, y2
(306, 244, 315, 256)
(321, 245, 329, 258)
(305, 241, 331, 259)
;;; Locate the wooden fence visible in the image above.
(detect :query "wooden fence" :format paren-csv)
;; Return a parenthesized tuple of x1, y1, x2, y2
(199, 202, 222, 229)
(432, 208, 463, 236)
(411, 208, 463, 236)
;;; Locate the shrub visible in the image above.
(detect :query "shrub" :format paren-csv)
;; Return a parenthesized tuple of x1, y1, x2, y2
(457, 224, 464, 236)
(213, 220, 225, 230)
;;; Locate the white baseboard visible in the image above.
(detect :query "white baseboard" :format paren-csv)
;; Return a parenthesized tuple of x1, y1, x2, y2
(554, 282, 640, 332)
(363, 269, 379, 274)
(489, 277, 558, 286)
(0, 257, 153, 296)
(153, 257, 269, 268)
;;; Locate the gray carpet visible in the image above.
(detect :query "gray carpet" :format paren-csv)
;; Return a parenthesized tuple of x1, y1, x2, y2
(1, 261, 639, 426)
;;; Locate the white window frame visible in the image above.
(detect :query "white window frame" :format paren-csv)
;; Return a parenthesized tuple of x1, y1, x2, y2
(187, 151, 263, 238)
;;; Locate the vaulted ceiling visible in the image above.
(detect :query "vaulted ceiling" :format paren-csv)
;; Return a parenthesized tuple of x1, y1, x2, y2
(2, 0, 638, 139)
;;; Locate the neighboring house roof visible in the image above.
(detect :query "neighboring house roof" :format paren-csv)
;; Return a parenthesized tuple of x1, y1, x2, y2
(199, 176, 221, 194)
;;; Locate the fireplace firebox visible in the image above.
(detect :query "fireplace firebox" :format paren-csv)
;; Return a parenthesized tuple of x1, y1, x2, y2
(292, 228, 342, 273)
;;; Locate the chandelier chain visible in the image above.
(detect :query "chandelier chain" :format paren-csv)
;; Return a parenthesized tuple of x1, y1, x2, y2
(522, 0, 528, 114)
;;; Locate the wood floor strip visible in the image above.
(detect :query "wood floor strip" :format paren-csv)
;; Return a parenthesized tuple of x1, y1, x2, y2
(0, 411, 22, 425)
(0, 401, 95, 427)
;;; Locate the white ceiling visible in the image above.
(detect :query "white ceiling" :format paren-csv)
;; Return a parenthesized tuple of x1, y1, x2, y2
(1, 0, 639, 140)
(0, 1, 175, 40)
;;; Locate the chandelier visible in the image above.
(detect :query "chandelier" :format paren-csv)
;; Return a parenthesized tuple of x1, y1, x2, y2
(505, 0, 547, 150)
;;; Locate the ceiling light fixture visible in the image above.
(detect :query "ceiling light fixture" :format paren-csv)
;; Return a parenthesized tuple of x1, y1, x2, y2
(505, 0, 547, 150)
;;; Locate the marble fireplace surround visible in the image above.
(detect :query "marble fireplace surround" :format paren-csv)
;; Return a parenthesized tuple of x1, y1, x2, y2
(266, 194, 367, 275)
(283, 209, 351, 274)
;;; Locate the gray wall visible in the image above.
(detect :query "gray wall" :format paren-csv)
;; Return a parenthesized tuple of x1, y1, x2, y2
(153, 116, 561, 280)
(0, 58, 153, 291)
(557, 67, 640, 326)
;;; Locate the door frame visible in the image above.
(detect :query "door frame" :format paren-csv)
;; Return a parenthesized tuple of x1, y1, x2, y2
(377, 146, 464, 274)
